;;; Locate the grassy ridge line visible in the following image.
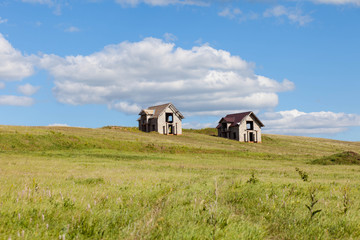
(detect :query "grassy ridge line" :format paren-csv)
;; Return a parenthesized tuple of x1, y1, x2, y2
(0, 127, 292, 161)
(0, 125, 359, 158)
(0, 127, 213, 154)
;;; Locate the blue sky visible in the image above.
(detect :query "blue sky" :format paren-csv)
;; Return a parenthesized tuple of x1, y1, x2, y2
(0, 0, 359, 141)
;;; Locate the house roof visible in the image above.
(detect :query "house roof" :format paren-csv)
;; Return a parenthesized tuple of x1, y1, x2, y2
(147, 103, 172, 118)
(138, 103, 184, 119)
(216, 111, 264, 128)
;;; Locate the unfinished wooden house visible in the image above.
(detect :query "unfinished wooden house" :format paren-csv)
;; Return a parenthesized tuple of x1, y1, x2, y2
(216, 111, 264, 143)
(138, 103, 184, 135)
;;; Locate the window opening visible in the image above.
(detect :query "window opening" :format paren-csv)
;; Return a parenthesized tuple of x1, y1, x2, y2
(246, 121, 254, 130)
(166, 113, 173, 123)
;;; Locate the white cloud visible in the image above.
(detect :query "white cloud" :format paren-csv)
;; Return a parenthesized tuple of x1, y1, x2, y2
(18, 83, 40, 96)
(21, 0, 63, 15)
(218, 7, 242, 19)
(22, 0, 53, 4)
(38, 37, 294, 116)
(109, 101, 142, 114)
(48, 123, 70, 127)
(0, 95, 34, 106)
(0, 82, 5, 89)
(115, 0, 208, 7)
(65, 26, 80, 32)
(264, 5, 313, 26)
(262, 109, 360, 135)
(0, 17, 8, 24)
(0, 34, 35, 81)
(183, 121, 217, 129)
(312, 0, 360, 5)
(163, 33, 177, 42)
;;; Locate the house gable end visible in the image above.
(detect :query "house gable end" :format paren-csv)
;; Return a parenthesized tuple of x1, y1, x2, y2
(238, 112, 264, 128)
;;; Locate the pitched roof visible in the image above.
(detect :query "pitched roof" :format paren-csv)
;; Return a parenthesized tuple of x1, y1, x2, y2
(147, 103, 172, 118)
(216, 111, 264, 128)
(139, 103, 184, 119)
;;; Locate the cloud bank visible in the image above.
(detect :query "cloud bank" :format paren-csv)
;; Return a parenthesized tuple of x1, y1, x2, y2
(38, 37, 294, 114)
(262, 109, 360, 135)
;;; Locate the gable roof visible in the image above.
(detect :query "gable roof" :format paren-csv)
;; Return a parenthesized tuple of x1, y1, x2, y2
(147, 103, 171, 118)
(138, 103, 184, 119)
(216, 111, 264, 128)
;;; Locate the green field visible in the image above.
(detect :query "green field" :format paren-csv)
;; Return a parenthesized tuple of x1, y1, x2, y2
(1, 125, 360, 239)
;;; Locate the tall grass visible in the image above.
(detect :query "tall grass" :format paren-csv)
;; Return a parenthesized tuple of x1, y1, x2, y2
(0, 125, 360, 239)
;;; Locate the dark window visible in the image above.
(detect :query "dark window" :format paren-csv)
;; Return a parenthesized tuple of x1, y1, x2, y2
(246, 121, 254, 130)
(233, 132, 236, 139)
(222, 123, 227, 129)
(152, 125, 155, 131)
(166, 113, 173, 123)
(168, 125, 173, 134)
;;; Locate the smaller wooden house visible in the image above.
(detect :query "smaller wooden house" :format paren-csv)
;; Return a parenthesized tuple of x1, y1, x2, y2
(138, 103, 184, 135)
(216, 111, 264, 143)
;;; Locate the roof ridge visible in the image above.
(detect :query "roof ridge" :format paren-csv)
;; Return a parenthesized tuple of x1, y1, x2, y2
(226, 111, 252, 116)
(148, 102, 171, 109)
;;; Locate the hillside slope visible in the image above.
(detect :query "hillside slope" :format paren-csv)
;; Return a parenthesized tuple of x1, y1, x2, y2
(1, 125, 360, 239)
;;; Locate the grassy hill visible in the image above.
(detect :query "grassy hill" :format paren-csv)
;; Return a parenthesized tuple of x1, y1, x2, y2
(0, 125, 360, 239)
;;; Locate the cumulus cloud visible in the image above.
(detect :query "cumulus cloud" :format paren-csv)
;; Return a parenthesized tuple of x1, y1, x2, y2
(109, 101, 142, 114)
(0, 34, 35, 81)
(262, 109, 360, 135)
(38, 37, 294, 115)
(18, 83, 40, 96)
(0, 95, 34, 106)
(264, 5, 313, 26)
(115, 0, 208, 7)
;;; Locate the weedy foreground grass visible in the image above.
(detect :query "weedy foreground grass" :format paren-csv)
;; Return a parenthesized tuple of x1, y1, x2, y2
(0, 125, 360, 239)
